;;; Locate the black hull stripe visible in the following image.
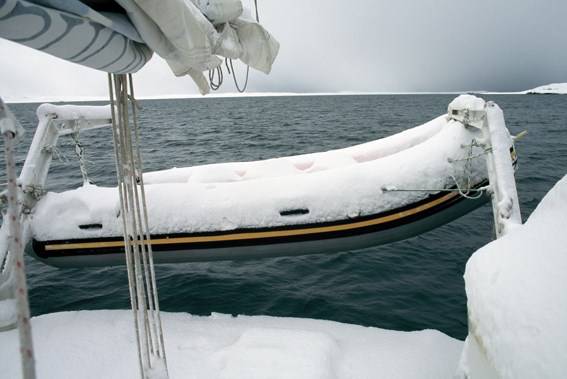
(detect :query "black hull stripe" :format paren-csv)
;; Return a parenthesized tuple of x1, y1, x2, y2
(32, 181, 488, 258)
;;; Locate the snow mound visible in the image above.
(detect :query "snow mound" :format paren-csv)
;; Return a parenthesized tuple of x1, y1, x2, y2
(524, 83, 567, 94)
(460, 174, 567, 378)
(0, 311, 462, 379)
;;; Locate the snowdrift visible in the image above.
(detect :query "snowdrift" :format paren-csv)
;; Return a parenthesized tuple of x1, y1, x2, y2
(458, 174, 567, 378)
(524, 83, 567, 95)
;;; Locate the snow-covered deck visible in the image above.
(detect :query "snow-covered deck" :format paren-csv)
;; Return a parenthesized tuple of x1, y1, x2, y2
(0, 311, 461, 379)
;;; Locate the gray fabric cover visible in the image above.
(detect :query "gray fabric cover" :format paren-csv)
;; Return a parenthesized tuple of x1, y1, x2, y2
(0, 0, 152, 73)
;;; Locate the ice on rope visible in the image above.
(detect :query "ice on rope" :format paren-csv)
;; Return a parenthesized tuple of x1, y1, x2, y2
(30, 98, 491, 241)
(0, 310, 462, 379)
(458, 174, 567, 378)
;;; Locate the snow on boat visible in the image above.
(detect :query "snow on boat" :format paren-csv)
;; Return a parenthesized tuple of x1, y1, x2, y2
(28, 95, 514, 267)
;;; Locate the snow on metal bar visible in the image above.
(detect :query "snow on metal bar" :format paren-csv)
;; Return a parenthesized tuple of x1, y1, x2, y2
(448, 95, 522, 238)
(482, 102, 522, 236)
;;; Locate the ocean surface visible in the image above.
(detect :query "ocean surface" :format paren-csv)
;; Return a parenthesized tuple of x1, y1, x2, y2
(2, 94, 566, 340)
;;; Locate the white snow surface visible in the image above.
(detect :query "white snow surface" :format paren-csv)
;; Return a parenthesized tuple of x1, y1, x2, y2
(524, 83, 567, 94)
(448, 94, 486, 112)
(0, 299, 17, 327)
(36, 103, 111, 122)
(463, 174, 567, 378)
(0, 310, 462, 379)
(31, 104, 489, 240)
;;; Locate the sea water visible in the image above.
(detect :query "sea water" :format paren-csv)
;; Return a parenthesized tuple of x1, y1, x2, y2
(2, 94, 566, 340)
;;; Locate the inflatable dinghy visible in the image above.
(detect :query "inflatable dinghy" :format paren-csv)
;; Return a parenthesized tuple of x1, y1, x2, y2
(28, 97, 515, 267)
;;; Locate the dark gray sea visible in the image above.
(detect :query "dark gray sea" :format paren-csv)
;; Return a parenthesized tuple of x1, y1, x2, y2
(2, 94, 566, 340)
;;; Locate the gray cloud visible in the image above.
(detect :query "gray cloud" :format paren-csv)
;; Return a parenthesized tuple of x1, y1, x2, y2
(1, 0, 566, 99)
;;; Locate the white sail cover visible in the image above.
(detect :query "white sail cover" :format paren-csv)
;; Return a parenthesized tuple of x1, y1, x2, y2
(118, 0, 279, 93)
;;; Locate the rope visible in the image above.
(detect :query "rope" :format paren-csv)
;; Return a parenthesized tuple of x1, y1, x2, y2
(208, 66, 224, 91)
(108, 74, 143, 374)
(228, 58, 250, 93)
(71, 129, 90, 185)
(128, 73, 168, 370)
(450, 175, 486, 200)
(108, 73, 168, 378)
(208, 0, 259, 92)
(383, 186, 488, 194)
(42, 144, 68, 163)
(2, 127, 36, 379)
(254, 0, 260, 22)
(382, 139, 488, 200)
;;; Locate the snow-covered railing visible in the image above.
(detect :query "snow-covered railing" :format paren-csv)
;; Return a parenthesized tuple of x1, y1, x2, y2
(0, 103, 112, 327)
(449, 96, 524, 379)
(448, 96, 522, 238)
(18, 104, 111, 211)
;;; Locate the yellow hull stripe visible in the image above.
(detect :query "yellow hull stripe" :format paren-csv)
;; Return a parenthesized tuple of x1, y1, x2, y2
(44, 191, 458, 252)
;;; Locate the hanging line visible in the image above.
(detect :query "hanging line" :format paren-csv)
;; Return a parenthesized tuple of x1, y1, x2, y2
(71, 129, 91, 185)
(209, 65, 224, 90)
(254, 0, 260, 22)
(127, 73, 168, 375)
(227, 58, 250, 93)
(209, 0, 260, 93)
(107, 73, 168, 379)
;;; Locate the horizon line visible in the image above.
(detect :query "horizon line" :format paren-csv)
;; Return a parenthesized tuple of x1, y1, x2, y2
(3, 90, 531, 104)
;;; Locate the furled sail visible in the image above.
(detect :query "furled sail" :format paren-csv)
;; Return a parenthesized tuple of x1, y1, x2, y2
(0, 0, 153, 73)
(0, 0, 279, 93)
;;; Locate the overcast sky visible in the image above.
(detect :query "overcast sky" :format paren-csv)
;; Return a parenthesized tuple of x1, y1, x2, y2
(1, 0, 566, 100)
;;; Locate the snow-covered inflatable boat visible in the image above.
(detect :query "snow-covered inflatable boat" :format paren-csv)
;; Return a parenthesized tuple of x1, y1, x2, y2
(28, 96, 514, 267)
